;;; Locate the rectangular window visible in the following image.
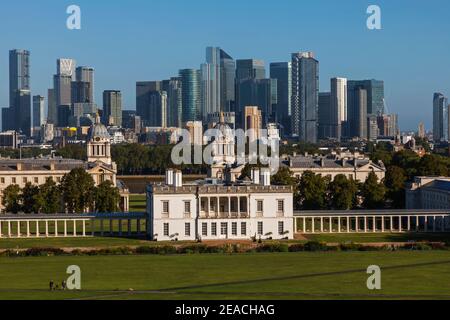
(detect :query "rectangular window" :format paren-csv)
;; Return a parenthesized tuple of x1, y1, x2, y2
(277, 200, 285, 213)
(162, 201, 169, 214)
(23, 177, 27, 183)
(34, 177, 39, 184)
(184, 201, 191, 214)
(232, 222, 237, 236)
(278, 221, 285, 235)
(202, 223, 208, 237)
(241, 222, 247, 236)
(185, 223, 191, 237)
(221, 222, 228, 236)
(163, 223, 169, 237)
(12, 178, 16, 184)
(211, 223, 217, 236)
(257, 200, 264, 213)
(258, 221, 264, 235)
(0, 178, 4, 184)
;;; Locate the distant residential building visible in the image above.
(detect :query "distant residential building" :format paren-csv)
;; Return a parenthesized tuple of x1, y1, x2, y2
(418, 122, 426, 139)
(270, 62, 292, 137)
(433, 93, 449, 142)
(284, 152, 386, 182)
(103, 90, 123, 127)
(367, 114, 379, 141)
(406, 176, 450, 210)
(291, 52, 319, 143)
(32, 95, 45, 128)
(179, 69, 201, 124)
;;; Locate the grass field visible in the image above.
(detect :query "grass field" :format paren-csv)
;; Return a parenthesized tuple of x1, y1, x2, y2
(129, 194, 146, 212)
(0, 251, 449, 300)
(304, 233, 450, 243)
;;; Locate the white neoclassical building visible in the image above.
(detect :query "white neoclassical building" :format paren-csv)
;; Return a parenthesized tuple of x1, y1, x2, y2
(0, 116, 130, 212)
(147, 168, 294, 241)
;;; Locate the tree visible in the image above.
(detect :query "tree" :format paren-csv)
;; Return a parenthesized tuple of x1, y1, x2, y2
(2, 184, 22, 214)
(60, 168, 96, 213)
(298, 171, 328, 210)
(21, 183, 40, 214)
(329, 175, 358, 210)
(94, 181, 121, 212)
(417, 154, 448, 177)
(384, 166, 407, 209)
(361, 172, 386, 209)
(37, 178, 62, 214)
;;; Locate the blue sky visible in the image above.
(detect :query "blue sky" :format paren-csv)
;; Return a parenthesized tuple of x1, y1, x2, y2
(0, 0, 449, 131)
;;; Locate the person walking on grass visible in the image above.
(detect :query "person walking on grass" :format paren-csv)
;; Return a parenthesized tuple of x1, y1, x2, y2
(49, 280, 54, 291)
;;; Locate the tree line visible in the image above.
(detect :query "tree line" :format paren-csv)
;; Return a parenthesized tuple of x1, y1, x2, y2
(2, 168, 121, 214)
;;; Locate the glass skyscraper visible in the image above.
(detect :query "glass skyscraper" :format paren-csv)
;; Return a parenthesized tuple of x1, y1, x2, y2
(219, 49, 235, 113)
(201, 47, 221, 121)
(347, 80, 384, 116)
(103, 90, 123, 127)
(270, 62, 292, 136)
(291, 52, 319, 143)
(179, 69, 201, 124)
(433, 92, 449, 142)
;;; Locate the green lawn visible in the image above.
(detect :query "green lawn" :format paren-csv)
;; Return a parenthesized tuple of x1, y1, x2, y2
(304, 233, 450, 243)
(0, 237, 153, 249)
(0, 251, 449, 300)
(129, 194, 146, 212)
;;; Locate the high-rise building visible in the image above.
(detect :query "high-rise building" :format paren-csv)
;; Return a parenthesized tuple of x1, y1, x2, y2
(236, 59, 265, 82)
(32, 95, 45, 128)
(347, 80, 384, 116)
(367, 114, 379, 141)
(76, 67, 94, 103)
(57, 58, 76, 78)
(147, 91, 167, 128)
(318, 92, 332, 140)
(433, 93, 449, 142)
(330, 78, 347, 141)
(162, 78, 182, 128)
(6, 49, 31, 136)
(47, 89, 56, 125)
(347, 86, 368, 139)
(201, 47, 221, 121)
(418, 122, 425, 139)
(236, 78, 277, 128)
(71, 81, 91, 103)
(219, 49, 235, 113)
(377, 114, 398, 137)
(103, 90, 123, 127)
(291, 52, 319, 143)
(179, 69, 201, 124)
(270, 62, 292, 137)
(136, 81, 163, 126)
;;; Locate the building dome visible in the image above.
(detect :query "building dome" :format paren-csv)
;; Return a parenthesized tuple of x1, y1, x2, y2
(88, 115, 110, 141)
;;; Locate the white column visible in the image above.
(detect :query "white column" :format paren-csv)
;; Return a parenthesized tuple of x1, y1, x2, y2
(399, 216, 402, 232)
(355, 217, 359, 232)
(54, 220, 58, 237)
(346, 217, 350, 233)
(82, 220, 86, 237)
(45, 220, 49, 237)
(381, 216, 385, 233)
(407, 216, 411, 231)
(338, 217, 341, 233)
(26, 221, 30, 237)
(228, 197, 231, 217)
(237, 197, 241, 217)
(303, 218, 306, 233)
(433, 216, 437, 233)
(320, 217, 324, 233)
(17, 221, 21, 237)
(329, 217, 333, 233)
(312, 218, 315, 234)
(364, 217, 367, 233)
(73, 220, 77, 237)
(64, 220, 68, 237)
(36, 220, 39, 237)
(425, 216, 428, 232)
(416, 216, 420, 232)
(7, 221, 11, 237)
(390, 216, 394, 232)
(373, 217, 377, 233)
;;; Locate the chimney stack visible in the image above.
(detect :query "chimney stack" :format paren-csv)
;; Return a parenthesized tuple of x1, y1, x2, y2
(165, 169, 174, 186)
(260, 168, 271, 186)
(251, 168, 260, 185)
(174, 170, 183, 187)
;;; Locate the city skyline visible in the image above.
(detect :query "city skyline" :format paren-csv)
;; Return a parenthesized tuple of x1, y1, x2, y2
(0, 0, 450, 131)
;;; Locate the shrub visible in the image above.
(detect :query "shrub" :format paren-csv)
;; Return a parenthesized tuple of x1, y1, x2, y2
(288, 244, 305, 252)
(24, 248, 66, 257)
(303, 241, 328, 252)
(256, 243, 289, 253)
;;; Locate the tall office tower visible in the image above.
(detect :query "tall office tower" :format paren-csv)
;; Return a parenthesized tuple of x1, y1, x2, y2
(76, 67, 95, 103)
(318, 92, 332, 140)
(418, 122, 425, 138)
(270, 62, 292, 137)
(244, 106, 263, 142)
(162, 77, 182, 128)
(57, 58, 76, 78)
(330, 78, 347, 141)
(220, 49, 235, 113)
(367, 114, 379, 141)
(146, 91, 168, 128)
(201, 47, 221, 122)
(32, 95, 45, 128)
(236, 78, 277, 128)
(179, 69, 201, 124)
(236, 59, 265, 82)
(291, 52, 319, 143)
(47, 89, 56, 124)
(347, 80, 384, 116)
(347, 87, 368, 139)
(7, 49, 31, 136)
(71, 81, 91, 103)
(377, 114, 398, 137)
(54, 74, 72, 107)
(433, 93, 449, 142)
(136, 81, 162, 126)
(103, 90, 123, 127)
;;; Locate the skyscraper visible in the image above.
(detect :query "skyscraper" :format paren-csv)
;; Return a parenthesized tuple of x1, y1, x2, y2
(318, 92, 332, 140)
(6, 49, 31, 136)
(103, 90, 123, 127)
(418, 122, 425, 139)
(179, 69, 201, 124)
(245, 106, 263, 142)
(201, 47, 222, 121)
(270, 62, 292, 137)
(433, 93, 449, 142)
(162, 78, 182, 128)
(57, 58, 76, 78)
(136, 81, 162, 126)
(76, 67, 95, 103)
(291, 52, 319, 143)
(236, 59, 265, 82)
(330, 77, 347, 141)
(47, 89, 56, 125)
(32, 95, 45, 128)
(54, 59, 76, 127)
(347, 80, 384, 116)
(219, 49, 235, 113)
(347, 86, 368, 139)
